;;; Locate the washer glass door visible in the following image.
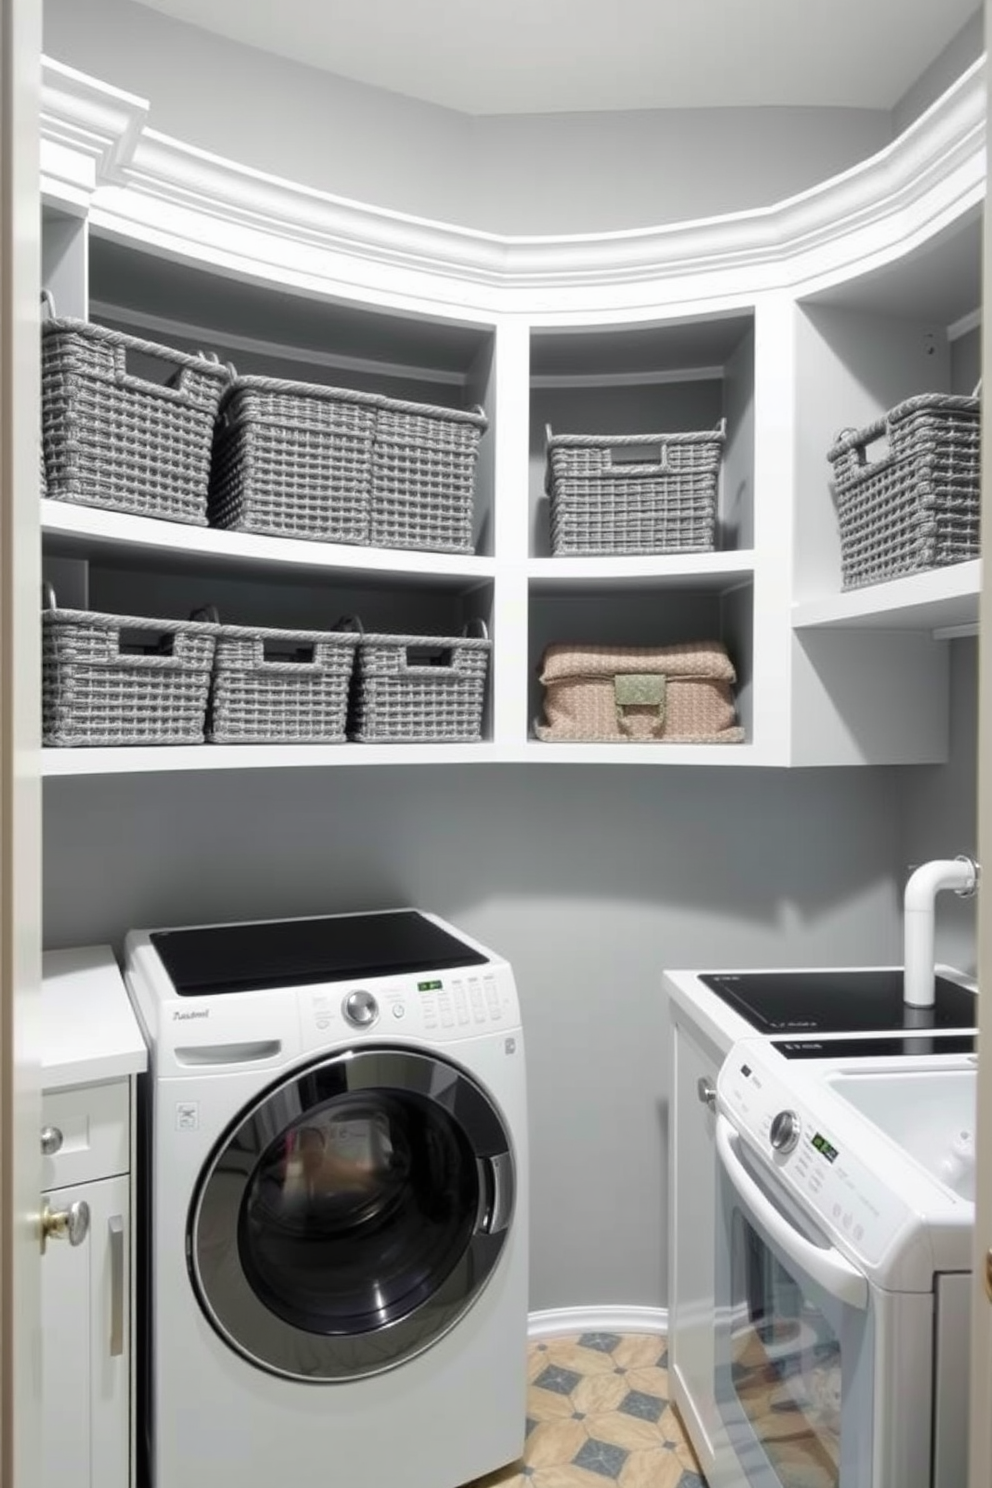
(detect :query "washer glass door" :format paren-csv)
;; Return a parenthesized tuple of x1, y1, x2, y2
(190, 1047, 514, 1380)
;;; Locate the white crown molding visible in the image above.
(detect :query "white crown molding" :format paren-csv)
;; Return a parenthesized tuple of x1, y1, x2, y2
(528, 1305, 668, 1340)
(41, 59, 149, 199)
(40, 54, 985, 305)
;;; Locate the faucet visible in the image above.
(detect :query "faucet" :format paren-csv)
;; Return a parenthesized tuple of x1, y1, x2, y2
(903, 856, 980, 1007)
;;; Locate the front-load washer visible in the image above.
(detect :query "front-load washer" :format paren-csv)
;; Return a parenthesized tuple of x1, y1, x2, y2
(124, 908, 528, 1488)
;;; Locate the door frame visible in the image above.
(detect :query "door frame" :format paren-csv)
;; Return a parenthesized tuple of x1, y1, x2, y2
(0, 2, 43, 1485)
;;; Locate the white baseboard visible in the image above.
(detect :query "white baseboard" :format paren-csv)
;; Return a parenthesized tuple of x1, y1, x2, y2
(528, 1305, 668, 1340)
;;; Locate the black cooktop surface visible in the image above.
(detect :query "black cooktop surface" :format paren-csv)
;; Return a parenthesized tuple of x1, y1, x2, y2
(698, 969, 977, 1033)
(771, 1034, 977, 1059)
(151, 911, 489, 997)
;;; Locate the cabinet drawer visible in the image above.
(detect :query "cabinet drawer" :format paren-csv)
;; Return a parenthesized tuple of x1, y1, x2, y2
(41, 1080, 130, 1188)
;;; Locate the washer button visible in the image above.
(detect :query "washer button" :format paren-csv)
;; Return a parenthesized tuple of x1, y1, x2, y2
(392, 1003, 406, 1019)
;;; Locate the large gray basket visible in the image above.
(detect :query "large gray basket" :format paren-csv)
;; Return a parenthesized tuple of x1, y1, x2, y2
(350, 623, 490, 743)
(371, 401, 487, 553)
(546, 422, 724, 556)
(827, 392, 981, 590)
(43, 605, 218, 747)
(207, 622, 360, 744)
(210, 375, 487, 554)
(209, 377, 380, 545)
(42, 317, 230, 526)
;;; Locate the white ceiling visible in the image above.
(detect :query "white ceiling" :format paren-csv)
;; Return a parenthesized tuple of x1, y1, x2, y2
(132, 0, 979, 116)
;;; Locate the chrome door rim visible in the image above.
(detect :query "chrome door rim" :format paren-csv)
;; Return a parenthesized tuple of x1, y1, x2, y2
(188, 1045, 515, 1381)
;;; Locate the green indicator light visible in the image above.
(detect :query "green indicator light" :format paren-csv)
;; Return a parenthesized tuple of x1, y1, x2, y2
(417, 979, 442, 992)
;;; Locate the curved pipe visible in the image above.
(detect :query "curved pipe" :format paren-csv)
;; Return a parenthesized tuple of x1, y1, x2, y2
(903, 856, 979, 1007)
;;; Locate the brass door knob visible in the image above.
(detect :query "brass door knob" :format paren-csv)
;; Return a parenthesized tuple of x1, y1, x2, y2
(40, 1199, 90, 1254)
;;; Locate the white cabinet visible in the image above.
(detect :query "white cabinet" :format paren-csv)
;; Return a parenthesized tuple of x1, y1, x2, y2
(37, 53, 985, 773)
(40, 948, 147, 1488)
(41, 1161, 130, 1488)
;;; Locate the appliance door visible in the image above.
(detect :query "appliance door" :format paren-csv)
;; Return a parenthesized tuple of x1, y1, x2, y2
(713, 1116, 874, 1488)
(189, 1046, 515, 1381)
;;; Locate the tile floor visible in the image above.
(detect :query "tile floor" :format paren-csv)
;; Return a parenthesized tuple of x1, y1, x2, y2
(468, 1332, 706, 1488)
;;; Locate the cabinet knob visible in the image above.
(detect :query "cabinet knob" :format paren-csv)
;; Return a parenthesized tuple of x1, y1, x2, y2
(40, 1198, 90, 1254)
(40, 1126, 63, 1156)
(696, 1076, 717, 1111)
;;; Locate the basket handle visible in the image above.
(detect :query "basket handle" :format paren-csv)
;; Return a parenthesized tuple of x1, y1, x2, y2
(42, 580, 57, 611)
(462, 618, 489, 641)
(333, 614, 365, 636)
(112, 343, 224, 403)
(604, 440, 669, 473)
(189, 604, 221, 625)
(40, 290, 56, 320)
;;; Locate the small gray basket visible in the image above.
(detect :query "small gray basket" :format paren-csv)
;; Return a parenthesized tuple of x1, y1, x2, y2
(371, 401, 487, 554)
(827, 392, 981, 590)
(42, 311, 230, 526)
(206, 621, 360, 744)
(209, 376, 381, 545)
(546, 422, 724, 556)
(43, 599, 218, 747)
(349, 621, 490, 743)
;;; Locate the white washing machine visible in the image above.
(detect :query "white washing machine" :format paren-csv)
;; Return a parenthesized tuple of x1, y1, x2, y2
(124, 908, 528, 1488)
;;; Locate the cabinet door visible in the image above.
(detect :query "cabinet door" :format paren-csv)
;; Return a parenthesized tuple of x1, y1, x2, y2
(669, 1013, 724, 1475)
(42, 1174, 130, 1488)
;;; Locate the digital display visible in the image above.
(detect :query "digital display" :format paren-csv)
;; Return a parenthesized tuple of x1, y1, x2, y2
(418, 979, 442, 992)
(811, 1132, 838, 1164)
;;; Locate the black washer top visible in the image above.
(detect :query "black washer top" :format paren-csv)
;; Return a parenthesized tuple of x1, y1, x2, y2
(151, 911, 489, 997)
(698, 969, 977, 1033)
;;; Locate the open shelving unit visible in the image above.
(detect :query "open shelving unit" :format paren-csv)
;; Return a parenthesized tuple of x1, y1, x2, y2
(38, 55, 986, 774)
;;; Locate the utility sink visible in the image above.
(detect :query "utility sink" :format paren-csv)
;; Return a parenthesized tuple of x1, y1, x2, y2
(824, 1068, 977, 1202)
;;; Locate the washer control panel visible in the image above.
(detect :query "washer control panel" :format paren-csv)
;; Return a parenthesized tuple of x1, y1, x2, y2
(718, 1044, 912, 1269)
(299, 963, 518, 1050)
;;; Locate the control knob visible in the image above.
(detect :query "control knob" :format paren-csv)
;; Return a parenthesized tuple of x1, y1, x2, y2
(343, 989, 379, 1027)
(769, 1109, 801, 1155)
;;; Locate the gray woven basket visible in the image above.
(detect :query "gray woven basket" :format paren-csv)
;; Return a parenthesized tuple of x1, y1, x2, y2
(209, 377, 381, 545)
(42, 317, 230, 526)
(546, 422, 724, 556)
(371, 401, 487, 553)
(350, 624, 490, 743)
(207, 623, 360, 744)
(827, 392, 981, 590)
(43, 606, 218, 746)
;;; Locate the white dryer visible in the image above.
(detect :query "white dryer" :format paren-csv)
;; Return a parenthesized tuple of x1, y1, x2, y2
(124, 909, 528, 1488)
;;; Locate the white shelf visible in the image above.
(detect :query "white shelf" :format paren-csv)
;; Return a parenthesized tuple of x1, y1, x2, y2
(792, 560, 981, 634)
(41, 501, 496, 587)
(41, 743, 509, 775)
(528, 551, 754, 593)
(41, 739, 774, 775)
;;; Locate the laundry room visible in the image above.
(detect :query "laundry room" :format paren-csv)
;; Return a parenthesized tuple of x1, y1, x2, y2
(7, 1, 990, 1487)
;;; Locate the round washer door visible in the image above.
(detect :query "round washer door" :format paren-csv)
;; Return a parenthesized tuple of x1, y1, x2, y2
(189, 1046, 515, 1381)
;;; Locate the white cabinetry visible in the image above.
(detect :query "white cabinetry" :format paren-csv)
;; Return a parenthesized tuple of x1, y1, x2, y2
(38, 55, 986, 773)
(40, 948, 148, 1488)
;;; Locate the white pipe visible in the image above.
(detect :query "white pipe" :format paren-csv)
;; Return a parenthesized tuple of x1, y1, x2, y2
(903, 857, 979, 1007)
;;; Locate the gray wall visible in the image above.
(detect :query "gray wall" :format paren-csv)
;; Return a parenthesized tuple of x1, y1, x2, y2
(892, 7, 983, 136)
(896, 638, 979, 976)
(44, 763, 905, 1310)
(44, 0, 892, 234)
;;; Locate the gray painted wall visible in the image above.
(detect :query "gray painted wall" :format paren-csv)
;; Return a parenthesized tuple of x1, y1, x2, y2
(44, 763, 905, 1309)
(896, 638, 979, 976)
(892, 7, 983, 136)
(44, 0, 892, 234)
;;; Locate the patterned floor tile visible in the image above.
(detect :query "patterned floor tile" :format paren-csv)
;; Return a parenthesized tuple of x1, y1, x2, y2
(618, 1448, 687, 1488)
(465, 1331, 708, 1488)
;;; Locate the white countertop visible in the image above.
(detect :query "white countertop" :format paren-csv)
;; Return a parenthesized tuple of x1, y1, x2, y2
(42, 945, 147, 1090)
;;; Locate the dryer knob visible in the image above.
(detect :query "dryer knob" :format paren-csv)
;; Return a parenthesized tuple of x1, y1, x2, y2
(343, 989, 379, 1027)
(770, 1110, 801, 1155)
